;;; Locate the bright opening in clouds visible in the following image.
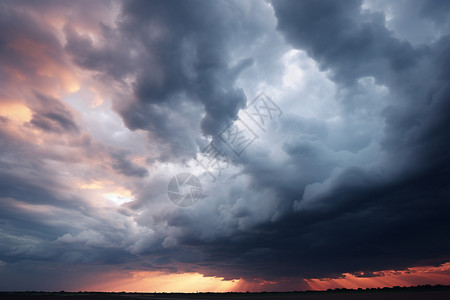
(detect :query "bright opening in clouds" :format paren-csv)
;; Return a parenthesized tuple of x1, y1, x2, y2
(0, 0, 449, 292)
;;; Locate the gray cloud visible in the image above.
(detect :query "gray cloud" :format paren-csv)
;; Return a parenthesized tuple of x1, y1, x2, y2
(111, 151, 148, 178)
(27, 92, 80, 134)
(64, 0, 266, 161)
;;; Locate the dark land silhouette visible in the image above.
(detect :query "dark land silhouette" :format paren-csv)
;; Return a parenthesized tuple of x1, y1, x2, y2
(1, 285, 449, 300)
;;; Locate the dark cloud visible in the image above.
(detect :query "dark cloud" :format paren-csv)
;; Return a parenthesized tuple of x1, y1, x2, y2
(420, 0, 450, 26)
(27, 92, 79, 134)
(64, 0, 263, 160)
(64, 23, 134, 81)
(229, 0, 450, 278)
(0, 115, 9, 124)
(108, 0, 450, 282)
(111, 151, 148, 178)
(273, 0, 423, 86)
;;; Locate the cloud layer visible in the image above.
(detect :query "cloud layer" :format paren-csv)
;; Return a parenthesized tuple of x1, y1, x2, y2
(0, 0, 449, 291)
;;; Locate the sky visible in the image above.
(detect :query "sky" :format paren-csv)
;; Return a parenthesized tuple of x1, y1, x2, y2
(0, 0, 449, 292)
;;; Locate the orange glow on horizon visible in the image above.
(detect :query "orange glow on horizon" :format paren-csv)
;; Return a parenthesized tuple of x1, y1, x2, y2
(82, 263, 450, 293)
(84, 271, 241, 293)
(305, 262, 450, 291)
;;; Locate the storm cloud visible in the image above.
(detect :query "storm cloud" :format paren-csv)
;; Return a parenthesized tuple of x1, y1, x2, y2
(0, 0, 449, 292)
